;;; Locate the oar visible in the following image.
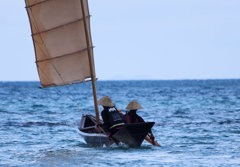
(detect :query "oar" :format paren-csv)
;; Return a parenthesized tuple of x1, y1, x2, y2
(145, 135, 160, 146)
(96, 125, 119, 145)
(91, 115, 119, 145)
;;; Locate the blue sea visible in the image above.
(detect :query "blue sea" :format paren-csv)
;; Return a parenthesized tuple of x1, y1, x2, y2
(0, 80, 240, 167)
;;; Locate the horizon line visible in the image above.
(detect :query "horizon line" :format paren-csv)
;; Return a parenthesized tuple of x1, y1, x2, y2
(1, 78, 240, 82)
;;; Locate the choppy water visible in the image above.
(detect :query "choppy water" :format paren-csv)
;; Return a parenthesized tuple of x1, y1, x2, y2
(0, 80, 240, 167)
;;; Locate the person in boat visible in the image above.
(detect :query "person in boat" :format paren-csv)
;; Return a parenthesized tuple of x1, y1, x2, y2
(124, 100, 160, 146)
(98, 96, 125, 137)
(124, 100, 144, 124)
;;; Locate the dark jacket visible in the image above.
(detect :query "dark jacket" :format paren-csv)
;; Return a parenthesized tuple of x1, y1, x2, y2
(124, 110, 144, 124)
(101, 107, 124, 130)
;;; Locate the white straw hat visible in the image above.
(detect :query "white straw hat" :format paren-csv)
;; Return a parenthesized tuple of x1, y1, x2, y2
(98, 96, 114, 107)
(126, 100, 143, 110)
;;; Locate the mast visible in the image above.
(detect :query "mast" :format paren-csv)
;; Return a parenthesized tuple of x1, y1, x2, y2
(80, 0, 100, 124)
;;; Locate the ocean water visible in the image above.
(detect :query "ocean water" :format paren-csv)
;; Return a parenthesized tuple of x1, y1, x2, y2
(0, 80, 240, 167)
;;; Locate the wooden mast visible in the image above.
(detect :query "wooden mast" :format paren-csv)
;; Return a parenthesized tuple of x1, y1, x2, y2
(80, 0, 100, 124)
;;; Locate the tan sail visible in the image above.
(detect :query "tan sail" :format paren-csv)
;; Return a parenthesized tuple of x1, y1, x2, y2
(25, 0, 95, 88)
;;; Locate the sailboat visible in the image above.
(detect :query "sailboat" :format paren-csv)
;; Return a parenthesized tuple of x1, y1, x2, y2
(25, 0, 155, 147)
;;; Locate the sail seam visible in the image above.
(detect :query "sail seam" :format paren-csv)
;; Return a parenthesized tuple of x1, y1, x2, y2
(35, 47, 94, 63)
(31, 16, 91, 36)
(25, 0, 53, 8)
(41, 78, 93, 88)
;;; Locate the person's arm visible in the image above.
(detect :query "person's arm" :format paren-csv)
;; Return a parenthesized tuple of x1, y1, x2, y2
(139, 115, 160, 146)
(145, 133, 160, 146)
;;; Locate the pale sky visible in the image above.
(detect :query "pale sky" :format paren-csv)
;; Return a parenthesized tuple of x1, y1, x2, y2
(0, 0, 240, 81)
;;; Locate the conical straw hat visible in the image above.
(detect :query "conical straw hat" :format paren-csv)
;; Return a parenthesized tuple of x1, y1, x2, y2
(126, 100, 143, 110)
(98, 96, 114, 107)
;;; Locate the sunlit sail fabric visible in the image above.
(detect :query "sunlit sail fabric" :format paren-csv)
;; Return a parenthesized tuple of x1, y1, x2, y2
(25, 0, 95, 88)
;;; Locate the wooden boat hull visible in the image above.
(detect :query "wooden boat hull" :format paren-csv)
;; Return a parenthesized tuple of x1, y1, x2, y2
(78, 114, 112, 147)
(78, 114, 154, 147)
(78, 130, 113, 147)
(112, 122, 155, 147)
